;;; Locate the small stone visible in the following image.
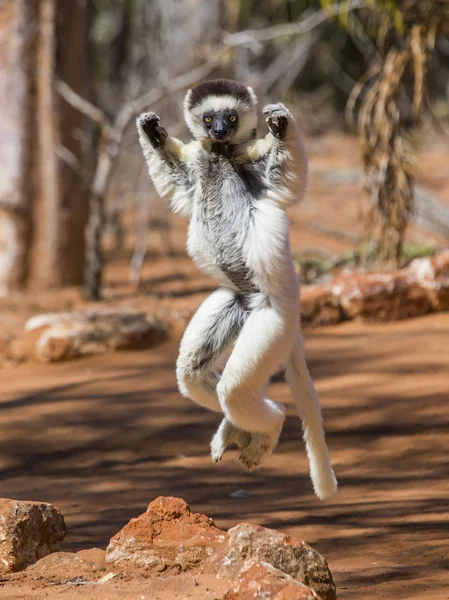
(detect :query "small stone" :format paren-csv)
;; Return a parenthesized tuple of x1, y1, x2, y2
(105, 496, 226, 574)
(14, 310, 169, 363)
(212, 523, 336, 600)
(229, 490, 251, 498)
(0, 499, 66, 574)
(11, 549, 107, 585)
(224, 560, 318, 600)
(407, 250, 449, 311)
(301, 286, 343, 327)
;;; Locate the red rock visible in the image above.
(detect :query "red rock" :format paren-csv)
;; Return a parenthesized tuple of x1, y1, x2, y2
(0, 499, 66, 574)
(407, 251, 449, 311)
(212, 523, 336, 600)
(105, 496, 226, 574)
(300, 286, 343, 327)
(14, 311, 168, 363)
(8, 326, 48, 362)
(331, 271, 431, 321)
(224, 560, 318, 600)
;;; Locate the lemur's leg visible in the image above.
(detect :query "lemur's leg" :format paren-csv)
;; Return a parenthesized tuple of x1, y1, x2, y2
(176, 289, 252, 458)
(217, 302, 297, 467)
(136, 112, 193, 215)
(285, 329, 338, 500)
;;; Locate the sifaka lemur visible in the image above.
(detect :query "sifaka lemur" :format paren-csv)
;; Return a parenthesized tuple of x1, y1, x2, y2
(136, 79, 337, 500)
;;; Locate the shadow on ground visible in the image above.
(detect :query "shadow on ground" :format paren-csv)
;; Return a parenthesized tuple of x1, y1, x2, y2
(1, 313, 448, 599)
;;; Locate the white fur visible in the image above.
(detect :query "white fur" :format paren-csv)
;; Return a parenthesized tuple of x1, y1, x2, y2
(286, 331, 338, 500)
(136, 119, 199, 216)
(137, 86, 337, 500)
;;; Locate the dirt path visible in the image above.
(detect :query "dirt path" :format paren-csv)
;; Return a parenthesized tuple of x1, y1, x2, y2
(0, 313, 448, 599)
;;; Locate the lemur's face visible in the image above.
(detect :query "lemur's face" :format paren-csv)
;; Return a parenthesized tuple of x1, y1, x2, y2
(202, 107, 239, 142)
(184, 79, 258, 144)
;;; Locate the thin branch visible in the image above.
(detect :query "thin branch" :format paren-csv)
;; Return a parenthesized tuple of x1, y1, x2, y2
(223, 0, 365, 47)
(258, 35, 316, 94)
(114, 51, 224, 134)
(55, 80, 110, 129)
(55, 143, 82, 175)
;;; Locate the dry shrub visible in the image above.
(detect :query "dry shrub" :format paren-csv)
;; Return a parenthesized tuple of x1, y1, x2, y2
(358, 23, 436, 265)
(325, 0, 449, 266)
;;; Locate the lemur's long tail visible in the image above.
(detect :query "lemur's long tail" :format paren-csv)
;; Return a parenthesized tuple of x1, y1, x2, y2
(285, 332, 338, 500)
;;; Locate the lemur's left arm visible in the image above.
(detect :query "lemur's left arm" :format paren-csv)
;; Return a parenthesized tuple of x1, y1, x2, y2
(244, 103, 308, 208)
(137, 112, 196, 217)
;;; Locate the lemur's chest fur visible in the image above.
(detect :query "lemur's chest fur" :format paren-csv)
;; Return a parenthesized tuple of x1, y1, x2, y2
(188, 148, 265, 293)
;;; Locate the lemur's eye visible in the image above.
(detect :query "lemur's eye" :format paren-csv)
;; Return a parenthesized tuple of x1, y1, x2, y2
(203, 115, 212, 124)
(229, 114, 238, 123)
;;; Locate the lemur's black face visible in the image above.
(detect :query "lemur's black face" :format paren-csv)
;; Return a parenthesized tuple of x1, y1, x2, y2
(202, 109, 239, 142)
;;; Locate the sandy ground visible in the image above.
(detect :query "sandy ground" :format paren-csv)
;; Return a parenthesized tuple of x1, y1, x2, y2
(0, 133, 448, 599)
(0, 314, 448, 599)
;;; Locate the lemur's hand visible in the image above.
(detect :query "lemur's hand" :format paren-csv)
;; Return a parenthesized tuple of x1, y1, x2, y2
(263, 103, 290, 140)
(138, 112, 168, 149)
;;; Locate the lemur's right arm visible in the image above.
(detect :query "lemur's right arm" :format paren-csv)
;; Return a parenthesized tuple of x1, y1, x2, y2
(137, 112, 196, 217)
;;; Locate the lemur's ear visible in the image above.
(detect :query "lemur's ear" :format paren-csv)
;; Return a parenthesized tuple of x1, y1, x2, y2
(246, 86, 258, 106)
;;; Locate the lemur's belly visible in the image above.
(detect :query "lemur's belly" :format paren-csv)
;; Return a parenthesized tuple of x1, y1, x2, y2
(188, 153, 261, 294)
(188, 202, 257, 294)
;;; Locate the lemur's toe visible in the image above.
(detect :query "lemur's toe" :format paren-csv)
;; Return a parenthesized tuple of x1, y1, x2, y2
(210, 449, 224, 462)
(139, 111, 159, 124)
(239, 452, 262, 472)
(138, 113, 160, 137)
(239, 432, 274, 471)
(263, 102, 288, 117)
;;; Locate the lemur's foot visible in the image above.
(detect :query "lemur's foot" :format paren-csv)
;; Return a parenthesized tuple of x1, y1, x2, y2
(263, 103, 290, 140)
(210, 417, 251, 463)
(211, 409, 284, 471)
(239, 433, 272, 471)
(137, 112, 168, 148)
(239, 410, 284, 471)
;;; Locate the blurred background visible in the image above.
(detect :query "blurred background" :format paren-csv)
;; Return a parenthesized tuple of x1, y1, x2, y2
(1, 0, 449, 309)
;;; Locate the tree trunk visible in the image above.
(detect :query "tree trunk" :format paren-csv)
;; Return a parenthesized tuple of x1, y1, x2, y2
(0, 1, 35, 293)
(53, 0, 91, 285)
(0, 0, 90, 292)
(28, 0, 90, 288)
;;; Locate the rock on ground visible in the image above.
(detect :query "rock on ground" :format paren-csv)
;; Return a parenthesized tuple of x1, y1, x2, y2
(301, 250, 449, 327)
(331, 271, 431, 322)
(224, 559, 319, 600)
(213, 522, 336, 600)
(407, 250, 449, 310)
(0, 499, 66, 574)
(0, 496, 336, 599)
(6, 549, 108, 585)
(9, 310, 168, 362)
(106, 498, 335, 600)
(105, 496, 226, 574)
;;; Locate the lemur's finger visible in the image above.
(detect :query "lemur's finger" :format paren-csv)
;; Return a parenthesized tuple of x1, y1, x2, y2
(263, 102, 288, 116)
(139, 111, 160, 123)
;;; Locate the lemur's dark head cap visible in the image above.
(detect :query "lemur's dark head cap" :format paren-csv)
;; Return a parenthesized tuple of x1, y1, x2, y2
(186, 79, 255, 110)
